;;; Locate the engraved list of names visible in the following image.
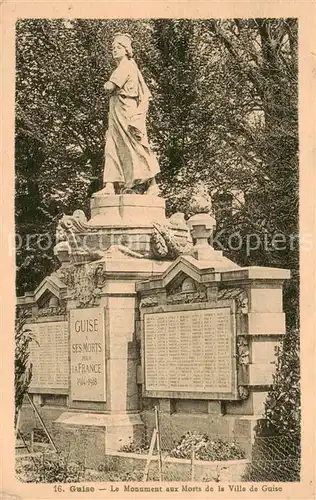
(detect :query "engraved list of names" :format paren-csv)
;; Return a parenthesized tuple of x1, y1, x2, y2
(29, 321, 69, 390)
(144, 308, 233, 393)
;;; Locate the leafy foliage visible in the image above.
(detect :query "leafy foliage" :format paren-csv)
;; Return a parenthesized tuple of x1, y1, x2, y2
(242, 327, 301, 481)
(170, 431, 245, 461)
(16, 452, 144, 482)
(119, 440, 151, 454)
(266, 326, 300, 451)
(16, 452, 86, 483)
(15, 310, 37, 426)
(259, 327, 300, 437)
(16, 19, 298, 299)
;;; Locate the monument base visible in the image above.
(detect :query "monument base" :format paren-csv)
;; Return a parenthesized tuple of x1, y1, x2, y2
(54, 193, 192, 259)
(89, 193, 166, 227)
(17, 194, 291, 472)
(53, 412, 144, 467)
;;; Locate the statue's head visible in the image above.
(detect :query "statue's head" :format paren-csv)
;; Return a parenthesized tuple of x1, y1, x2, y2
(112, 33, 133, 61)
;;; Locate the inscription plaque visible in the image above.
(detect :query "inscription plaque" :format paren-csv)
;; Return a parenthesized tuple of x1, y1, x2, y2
(70, 308, 106, 402)
(144, 308, 233, 393)
(29, 321, 69, 390)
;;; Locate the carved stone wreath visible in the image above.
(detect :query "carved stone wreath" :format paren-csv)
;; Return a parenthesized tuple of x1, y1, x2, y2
(56, 262, 107, 307)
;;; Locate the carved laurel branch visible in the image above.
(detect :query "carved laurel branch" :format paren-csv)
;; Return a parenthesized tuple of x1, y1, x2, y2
(237, 336, 250, 366)
(238, 385, 250, 400)
(140, 296, 159, 308)
(236, 335, 250, 400)
(166, 291, 208, 305)
(37, 306, 67, 317)
(218, 287, 248, 313)
(150, 220, 193, 260)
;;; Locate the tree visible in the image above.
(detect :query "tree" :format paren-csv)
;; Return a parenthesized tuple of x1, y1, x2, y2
(145, 20, 205, 213)
(15, 19, 299, 311)
(208, 21, 297, 254)
(15, 18, 154, 294)
(142, 19, 298, 285)
(206, 19, 299, 322)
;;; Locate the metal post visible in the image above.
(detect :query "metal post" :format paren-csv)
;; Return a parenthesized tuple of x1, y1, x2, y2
(17, 429, 38, 467)
(142, 428, 157, 482)
(155, 405, 163, 481)
(26, 392, 58, 452)
(190, 444, 195, 481)
(30, 430, 34, 453)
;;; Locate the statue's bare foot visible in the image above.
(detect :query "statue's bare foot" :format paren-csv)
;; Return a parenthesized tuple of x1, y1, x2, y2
(122, 187, 134, 194)
(145, 178, 160, 196)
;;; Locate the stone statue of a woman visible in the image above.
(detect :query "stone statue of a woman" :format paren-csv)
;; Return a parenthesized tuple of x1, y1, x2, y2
(99, 33, 160, 196)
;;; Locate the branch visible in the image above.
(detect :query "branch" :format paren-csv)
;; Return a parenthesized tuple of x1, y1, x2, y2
(207, 20, 265, 99)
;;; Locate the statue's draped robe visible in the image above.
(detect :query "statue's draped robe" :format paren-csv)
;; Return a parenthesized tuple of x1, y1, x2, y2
(103, 58, 160, 188)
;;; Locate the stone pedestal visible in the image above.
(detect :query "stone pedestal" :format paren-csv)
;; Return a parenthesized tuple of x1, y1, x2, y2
(50, 195, 175, 463)
(87, 194, 168, 259)
(53, 413, 144, 466)
(54, 194, 191, 259)
(18, 193, 291, 466)
(89, 193, 166, 227)
(50, 263, 172, 463)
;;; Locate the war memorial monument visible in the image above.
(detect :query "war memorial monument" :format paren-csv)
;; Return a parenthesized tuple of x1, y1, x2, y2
(16, 33, 291, 478)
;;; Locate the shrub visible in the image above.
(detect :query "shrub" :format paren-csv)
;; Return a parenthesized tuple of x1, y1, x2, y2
(15, 310, 38, 427)
(242, 327, 300, 482)
(16, 453, 144, 483)
(16, 453, 85, 483)
(258, 327, 300, 437)
(119, 440, 150, 454)
(170, 432, 245, 461)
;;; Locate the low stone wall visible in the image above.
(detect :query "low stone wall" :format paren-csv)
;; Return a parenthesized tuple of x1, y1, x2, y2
(107, 451, 250, 482)
(141, 410, 254, 458)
